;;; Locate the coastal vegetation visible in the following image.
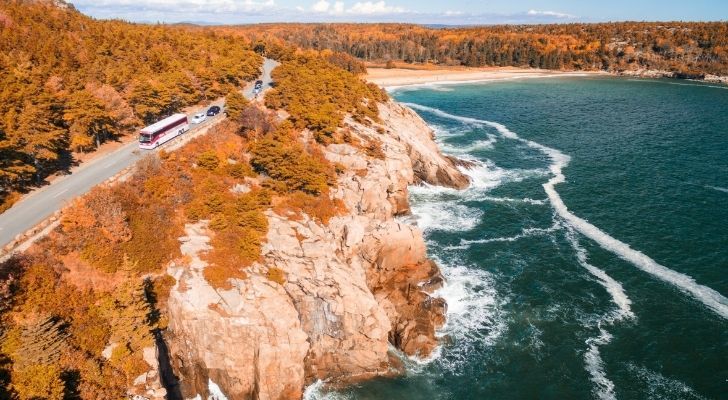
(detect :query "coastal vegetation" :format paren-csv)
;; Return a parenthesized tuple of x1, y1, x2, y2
(0, 39, 384, 396)
(230, 22, 728, 76)
(0, 0, 262, 210)
(265, 52, 387, 144)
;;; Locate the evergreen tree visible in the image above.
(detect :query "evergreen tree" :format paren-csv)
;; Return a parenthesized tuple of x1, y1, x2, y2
(11, 315, 69, 369)
(225, 90, 249, 121)
(63, 89, 115, 151)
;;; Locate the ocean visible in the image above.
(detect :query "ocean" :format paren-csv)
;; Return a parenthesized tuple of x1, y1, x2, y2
(307, 76, 728, 400)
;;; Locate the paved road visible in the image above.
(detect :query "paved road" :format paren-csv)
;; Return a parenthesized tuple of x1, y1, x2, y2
(0, 58, 278, 248)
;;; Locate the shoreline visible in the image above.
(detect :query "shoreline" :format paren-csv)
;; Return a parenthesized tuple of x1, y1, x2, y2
(365, 66, 728, 89)
(365, 67, 607, 89)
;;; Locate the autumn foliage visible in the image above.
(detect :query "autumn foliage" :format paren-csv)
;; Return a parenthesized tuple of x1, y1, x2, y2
(0, 1, 262, 208)
(231, 22, 728, 76)
(265, 52, 388, 144)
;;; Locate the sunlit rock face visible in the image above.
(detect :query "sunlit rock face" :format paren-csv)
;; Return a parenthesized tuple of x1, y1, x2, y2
(165, 101, 468, 399)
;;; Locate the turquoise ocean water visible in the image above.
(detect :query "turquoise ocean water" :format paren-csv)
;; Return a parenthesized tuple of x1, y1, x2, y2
(309, 76, 728, 400)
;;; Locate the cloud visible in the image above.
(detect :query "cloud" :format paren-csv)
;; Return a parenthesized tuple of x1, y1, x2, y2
(527, 9, 576, 19)
(347, 1, 404, 14)
(444, 10, 463, 16)
(70, 0, 584, 25)
(311, 0, 331, 12)
(72, 0, 277, 14)
(311, 1, 402, 15)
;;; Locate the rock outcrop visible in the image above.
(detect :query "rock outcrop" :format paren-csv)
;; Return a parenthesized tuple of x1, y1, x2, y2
(165, 101, 468, 399)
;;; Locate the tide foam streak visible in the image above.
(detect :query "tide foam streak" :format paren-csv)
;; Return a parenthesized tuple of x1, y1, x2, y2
(405, 102, 728, 320)
(566, 227, 635, 400)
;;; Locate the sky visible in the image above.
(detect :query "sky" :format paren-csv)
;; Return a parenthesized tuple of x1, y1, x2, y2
(69, 0, 728, 25)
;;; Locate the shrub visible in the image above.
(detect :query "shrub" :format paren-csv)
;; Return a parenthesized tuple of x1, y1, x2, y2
(196, 150, 221, 171)
(265, 53, 388, 144)
(250, 126, 334, 195)
(10, 364, 65, 400)
(274, 191, 346, 225)
(225, 90, 250, 121)
(266, 267, 286, 285)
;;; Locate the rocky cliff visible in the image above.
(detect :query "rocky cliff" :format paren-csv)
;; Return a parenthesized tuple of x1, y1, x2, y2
(164, 101, 469, 399)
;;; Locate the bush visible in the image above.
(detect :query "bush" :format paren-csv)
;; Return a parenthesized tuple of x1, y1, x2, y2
(265, 267, 286, 285)
(274, 191, 346, 225)
(10, 364, 65, 400)
(196, 150, 221, 171)
(250, 125, 334, 195)
(265, 53, 388, 144)
(225, 90, 249, 121)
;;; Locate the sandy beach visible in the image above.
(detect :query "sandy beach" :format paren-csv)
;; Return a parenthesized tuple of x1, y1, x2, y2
(366, 66, 606, 88)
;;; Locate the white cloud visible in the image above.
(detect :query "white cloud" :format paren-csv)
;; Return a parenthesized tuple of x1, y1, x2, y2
(347, 1, 404, 15)
(444, 10, 463, 16)
(310, 1, 400, 15)
(73, 0, 277, 14)
(311, 0, 344, 14)
(311, 0, 330, 12)
(527, 9, 576, 19)
(332, 1, 344, 13)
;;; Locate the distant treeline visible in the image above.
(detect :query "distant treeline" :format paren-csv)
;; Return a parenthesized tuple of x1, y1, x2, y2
(0, 1, 261, 209)
(225, 22, 728, 76)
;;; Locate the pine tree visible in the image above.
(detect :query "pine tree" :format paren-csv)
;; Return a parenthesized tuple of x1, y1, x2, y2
(12, 99, 66, 184)
(11, 315, 69, 368)
(225, 90, 249, 121)
(63, 89, 115, 151)
(102, 280, 154, 354)
(10, 364, 65, 400)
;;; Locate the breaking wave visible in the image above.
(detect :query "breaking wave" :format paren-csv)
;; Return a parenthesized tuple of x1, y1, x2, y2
(430, 254, 506, 373)
(405, 103, 728, 320)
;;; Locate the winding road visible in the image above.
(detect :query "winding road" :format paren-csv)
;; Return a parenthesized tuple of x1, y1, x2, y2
(0, 58, 278, 249)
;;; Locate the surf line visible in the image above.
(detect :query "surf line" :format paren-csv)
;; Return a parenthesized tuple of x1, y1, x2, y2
(404, 102, 728, 320)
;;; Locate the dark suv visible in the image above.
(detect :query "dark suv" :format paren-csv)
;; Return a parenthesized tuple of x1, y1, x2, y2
(206, 105, 221, 116)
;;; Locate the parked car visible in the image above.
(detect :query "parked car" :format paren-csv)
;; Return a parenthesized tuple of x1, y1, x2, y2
(191, 113, 207, 124)
(206, 105, 221, 116)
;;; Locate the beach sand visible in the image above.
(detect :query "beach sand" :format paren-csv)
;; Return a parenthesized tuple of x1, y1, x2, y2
(366, 67, 605, 88)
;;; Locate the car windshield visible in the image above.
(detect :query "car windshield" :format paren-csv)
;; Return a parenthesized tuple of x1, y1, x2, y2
(139, 133, 151, 143)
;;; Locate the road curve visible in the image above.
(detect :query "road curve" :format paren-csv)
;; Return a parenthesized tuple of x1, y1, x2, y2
(0, 58, 278, 248)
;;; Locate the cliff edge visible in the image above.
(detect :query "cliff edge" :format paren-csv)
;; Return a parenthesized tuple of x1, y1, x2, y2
(164, 101, 468, 399)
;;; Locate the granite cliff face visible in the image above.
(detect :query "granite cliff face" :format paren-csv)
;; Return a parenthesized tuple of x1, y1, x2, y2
(164, 101, 468, 399)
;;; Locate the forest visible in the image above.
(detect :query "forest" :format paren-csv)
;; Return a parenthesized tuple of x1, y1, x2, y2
(226, 22, 728, 75)
(0, 0, 262, 211)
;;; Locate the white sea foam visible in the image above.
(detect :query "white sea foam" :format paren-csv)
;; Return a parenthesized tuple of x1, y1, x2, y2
(626, 364, 708, 400)
(584, 327, 617, 400)
(303, 380, 352, 400)
(439, 134, 497, 154)
(566, 228, 634, 320)
(705, 185, 728, 194)
(430, 123, 468, 138)
(410, 202, 484, 232)
(448, 222, 560, 250)
(430, 255, 505, 372)
(474, 195, 548, 205)
(566, 227, 635, 400)
(406, 103, 728, 320)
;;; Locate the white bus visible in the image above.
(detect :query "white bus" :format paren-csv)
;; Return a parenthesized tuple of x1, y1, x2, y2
(138, 113, 189, 149)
